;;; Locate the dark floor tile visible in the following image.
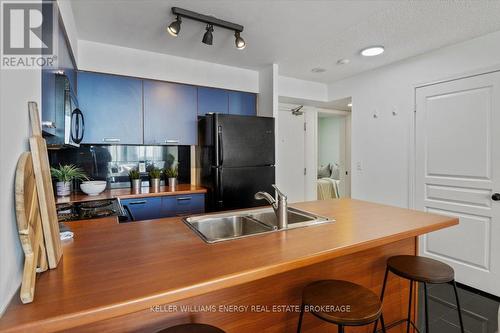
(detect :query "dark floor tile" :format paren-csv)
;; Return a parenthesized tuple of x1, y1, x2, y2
(463, 292, 500, 318)
(418, 284, 499, 333)
(441, 308, 491, 333)
(427, 318, 468, 333)
(427, 283, 474, 306)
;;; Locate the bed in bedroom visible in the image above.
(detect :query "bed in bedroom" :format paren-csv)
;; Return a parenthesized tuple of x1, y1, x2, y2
(317, 163, 341, 200)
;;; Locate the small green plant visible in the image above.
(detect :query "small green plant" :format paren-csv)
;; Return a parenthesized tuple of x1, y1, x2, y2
(128, 169, 141, 180)
(50, 164, 88, 183)
(164, 166, 178, 178)
(149, 167, 161, 179)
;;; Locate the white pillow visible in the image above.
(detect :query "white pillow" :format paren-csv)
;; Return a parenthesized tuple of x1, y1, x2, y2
(330, 163, 340, 180)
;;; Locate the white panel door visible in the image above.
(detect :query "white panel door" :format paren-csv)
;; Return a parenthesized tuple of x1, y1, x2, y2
(277, 110, 305, 203)
(416, 71, 500, 296)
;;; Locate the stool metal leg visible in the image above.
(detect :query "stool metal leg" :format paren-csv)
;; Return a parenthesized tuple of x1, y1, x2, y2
(338, 324, 345, 333)
(373, 267, 390, 333)
(424, 282, 429, 333)
(452, 280, 465, 333)
(407, 280, 414, 333)
(380, 313, 387, 333)
(297, 302, 305, 333)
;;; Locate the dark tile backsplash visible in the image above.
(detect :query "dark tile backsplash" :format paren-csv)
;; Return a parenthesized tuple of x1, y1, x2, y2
(48, 145, 191, 188)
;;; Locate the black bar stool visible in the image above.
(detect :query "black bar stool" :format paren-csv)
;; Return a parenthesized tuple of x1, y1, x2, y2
(156, 323, 225, 333)
(297, 280, 386, 333)
(374, 255, 465, 333)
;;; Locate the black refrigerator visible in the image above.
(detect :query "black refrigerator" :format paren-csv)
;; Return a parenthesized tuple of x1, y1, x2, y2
(199, 114, 275, 211)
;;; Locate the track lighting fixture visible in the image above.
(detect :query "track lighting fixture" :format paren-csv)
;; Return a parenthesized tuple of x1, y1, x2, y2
(202, 25, 214, 45)
(167, 15, 181, 37)
(234, 31, 246, 50)
(167, 7, 246, 49)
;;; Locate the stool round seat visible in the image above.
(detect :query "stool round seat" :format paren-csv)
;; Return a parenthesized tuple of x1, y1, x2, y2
(387, 255, 454, 283)
(156, 323, 225, 333)
(301, 280, 382, 326)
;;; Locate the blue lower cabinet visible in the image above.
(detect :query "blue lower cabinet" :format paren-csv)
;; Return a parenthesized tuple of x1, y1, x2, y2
(121, 197, 162, 221)
(121, 194, 205, 221)
(162, 194, 205, 217)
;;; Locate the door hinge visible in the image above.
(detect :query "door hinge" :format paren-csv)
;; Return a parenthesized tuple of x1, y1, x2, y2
(304, 168, 306, 175)
(304, 122, 306, 131)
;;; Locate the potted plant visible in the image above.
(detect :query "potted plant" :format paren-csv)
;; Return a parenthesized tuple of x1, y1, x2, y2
(50, 164, 88, 197)
(149, 167, 161, 192)
(129, 169, 141, 192)
(164, 166, 178, 191)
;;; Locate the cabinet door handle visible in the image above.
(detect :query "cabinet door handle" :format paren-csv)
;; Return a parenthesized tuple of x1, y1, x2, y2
(176, 197, 192, 201)
(165, 139, 179, 144)
(103, 138, 120, 143)
(128, 200, 147, 205)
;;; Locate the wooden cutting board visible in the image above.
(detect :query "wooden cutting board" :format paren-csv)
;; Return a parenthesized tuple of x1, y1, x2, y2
(28, 102, 62, 269)
(15, 152, 48, 303)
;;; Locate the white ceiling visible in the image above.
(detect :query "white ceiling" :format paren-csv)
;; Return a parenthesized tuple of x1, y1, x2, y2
(71, 0, 500, 83)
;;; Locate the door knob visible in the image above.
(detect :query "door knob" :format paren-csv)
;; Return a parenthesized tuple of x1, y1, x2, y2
(492, 193, 500, 201)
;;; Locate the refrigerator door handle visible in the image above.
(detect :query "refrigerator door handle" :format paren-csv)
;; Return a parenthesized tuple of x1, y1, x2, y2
(218, 126, 224, 166)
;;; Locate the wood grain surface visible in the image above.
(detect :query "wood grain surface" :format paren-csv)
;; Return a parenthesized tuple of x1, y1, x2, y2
(14, 152, 48, 303)
(28, 103, 62, 269)
(0, 199, 457, 332)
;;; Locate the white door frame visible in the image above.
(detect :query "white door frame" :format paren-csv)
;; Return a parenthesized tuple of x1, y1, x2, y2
(277, 103, 352, 201)
(316, 109, 352, 198)
(410, 64, 500, 209)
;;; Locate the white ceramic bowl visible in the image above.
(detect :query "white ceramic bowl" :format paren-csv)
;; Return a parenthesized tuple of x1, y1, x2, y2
(80, 181, 107, 196)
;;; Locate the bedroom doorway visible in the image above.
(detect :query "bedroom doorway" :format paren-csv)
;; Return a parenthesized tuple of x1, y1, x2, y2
(317, 98, 351, 199)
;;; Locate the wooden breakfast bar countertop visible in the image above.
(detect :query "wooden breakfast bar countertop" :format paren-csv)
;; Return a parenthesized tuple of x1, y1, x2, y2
(55, 184, 207, 204)
(0, 199, 458, 333)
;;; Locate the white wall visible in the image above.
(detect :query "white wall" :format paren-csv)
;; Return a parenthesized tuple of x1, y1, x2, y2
(279, 76, 328, 102)
(78, 40, 259, 92)
(328, 30, 500, 208)
(318, 117, 342, 167)
(0, 69, 42, 315)
(258, 64, 279, 117)
(56, 0, 78, 63)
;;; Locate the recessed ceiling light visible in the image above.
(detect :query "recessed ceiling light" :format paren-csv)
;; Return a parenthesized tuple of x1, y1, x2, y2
(347, 103, 352, 107)
(360, 46, 385, 57)
(337, 58, 350, 65)
(311, 67, 326, 73)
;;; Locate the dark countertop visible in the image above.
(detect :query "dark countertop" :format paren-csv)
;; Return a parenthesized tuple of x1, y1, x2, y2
(55, 184, 207, 204)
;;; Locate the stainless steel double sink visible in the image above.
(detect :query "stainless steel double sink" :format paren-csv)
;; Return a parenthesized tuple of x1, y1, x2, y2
(183, 207, 333, 243)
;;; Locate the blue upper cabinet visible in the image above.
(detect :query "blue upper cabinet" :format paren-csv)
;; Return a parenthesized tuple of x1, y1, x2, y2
(229, 91, 257, 116)
(197, 87, 228, 115)
(78, 72, 143, 144)
(144, 80, 198, 145)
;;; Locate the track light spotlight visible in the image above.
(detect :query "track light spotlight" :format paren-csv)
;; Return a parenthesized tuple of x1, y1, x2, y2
(234, 31, 246, 50)
(202, 25, 214, 45)
(167, 16, 181, 37)
(167, 7, 246, 49)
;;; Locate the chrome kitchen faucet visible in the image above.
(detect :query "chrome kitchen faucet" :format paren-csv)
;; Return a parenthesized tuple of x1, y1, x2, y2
(254, 185, 288, 229)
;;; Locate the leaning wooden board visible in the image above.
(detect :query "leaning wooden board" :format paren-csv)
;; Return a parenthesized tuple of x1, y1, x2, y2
(28, 102, 62, 268)
(15, 152, 48, 303)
